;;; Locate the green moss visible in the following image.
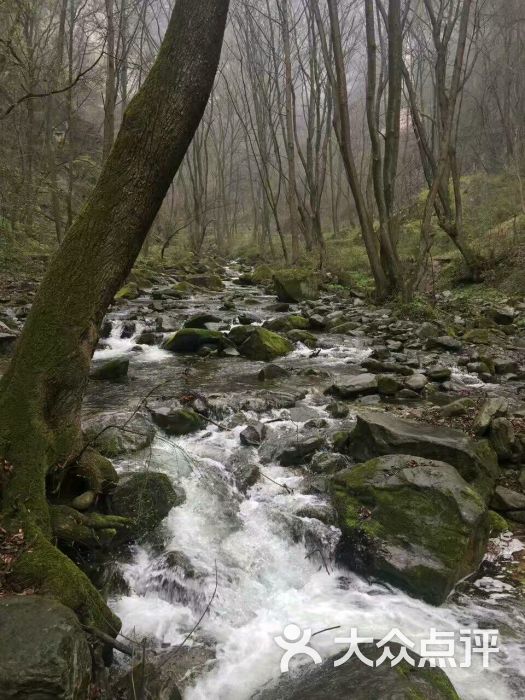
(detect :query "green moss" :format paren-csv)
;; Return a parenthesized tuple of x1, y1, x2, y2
(488, 510, 508, 535)
(232, 326, 294, 361)
(287, 329, 318, 347)
(115, 282, 139, 300)
(162, 328, 231, 353)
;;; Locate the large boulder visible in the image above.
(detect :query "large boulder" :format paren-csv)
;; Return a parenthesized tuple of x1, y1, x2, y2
(229, 325, 293, 361)
(332, 455, 490, 605)
(273, 270, 319, 303)
(256, 642, 459, 699)
(263, 315, 310, 332)
(183, 313, 222, 329)
(90, 355, 129, 381)
(83, 412, 155, 458)
(185, 274, 224, 291)
(150, 406, 204, 435)
(344, 410, 499, 500)
(162, 328, 233, 353)
(112, 471, 184, 542)
(325, 374, 378, 399)
(0, 596, 92, 699)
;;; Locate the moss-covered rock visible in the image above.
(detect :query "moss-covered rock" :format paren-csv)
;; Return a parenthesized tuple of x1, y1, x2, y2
(83, 411, 155, 458)
(90, 355, 129, 381)
(344, 409, 499, 501)
(150, 407, 205, 435)
(185, 274, 224, 290)
(111, 471, 184, 542)
(115, 281, 140, 300)
(256, 641, 460, 699)
(229, 325, 294, 361)
(0, 596, 92, 700)
(273, 269, 319, 302)
(162, 328, 232, 353)
(332, 455, 490, 605)
(286, 329, 318, 347)
(263, 315, 310, 332)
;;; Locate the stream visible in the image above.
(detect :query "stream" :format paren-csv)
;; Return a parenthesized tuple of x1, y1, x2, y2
(84, 264, 525, 700)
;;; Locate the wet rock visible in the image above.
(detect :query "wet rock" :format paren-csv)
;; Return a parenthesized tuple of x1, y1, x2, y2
(183, 313, 222, 329)
(418, 321, 440, 339)
(273, 270, 319, 303)
(426, 366, 452, 382)
(405, 373, 428, 392)
(229, 325, 294, 362)
(326, 401, 349, 418)
(332, 455, 489, 606)
(473, 397, 508, 436)
(83, 411, 155, 458)
(489, 417, 515, 460)
(494, 357, 519, 374)
(162, 328, 233, 353)
(231, 461, 260, 492)
(362, 358, 413, 375)
(120, 320, 136, 339)
(427, 335, 463, 351)
(258, 364, 291, 381)
(0, 327, 19, 354)
(377, 375, 404, 396)
(286, 329, 318, 347)
(136, 329, 160, 345)
(325, 373, 378, 399)
(490, 485, 525, 512)
(150, 407, 204, 436)
(278, 436, 326, 466)
(112, 472, 183, 542)
(100, 319, 112, 338)
(295, 501, 337, 525)
(237, 312, 260, 325)
(255, 642, 460, 700)
(0, 596, 92, 700)
(343, 410, 499, 500)
(463, 328, 494, 344)
(240, 422, 268, 447)
(71, 490, 96, 511)
(308, 313, 327, 330)
(310, 451, 348, 474)
(90, 355, 129, 381)
(186, 274, 224, 290)
(330, 320, 360, 334)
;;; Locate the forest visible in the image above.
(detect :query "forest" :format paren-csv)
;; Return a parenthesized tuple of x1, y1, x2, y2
(0, 1, 524, 699)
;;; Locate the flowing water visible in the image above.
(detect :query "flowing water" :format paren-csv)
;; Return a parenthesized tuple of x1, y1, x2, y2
(85, 267, 525, 699)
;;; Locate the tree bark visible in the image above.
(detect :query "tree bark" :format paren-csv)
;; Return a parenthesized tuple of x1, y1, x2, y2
(0, 0, 230, 635)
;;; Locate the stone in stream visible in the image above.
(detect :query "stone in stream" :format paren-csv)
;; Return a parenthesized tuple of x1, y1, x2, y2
(440, 397, 476, 417)
(83, 411, 155, 458)
(185, 274, 224, 290)
(326, 401, 349, 418)
(263, 315, 309, 332)
(494, 357, 519, 374)
(310, 451, 348, 474)
(332, 455, 490, 606)
(0, 596, 92, 700)
(258, 363, 291, 381)
(162, 328, 233, 353)
(112, 471, 184, 542)
(150, 406, 205, 435)
(286, 329, 318, 347)
(273, 269, 319, 303)
(427, 335, 463, 351)
(418, 321, 440, 338)
(377, 374, 404, 396)
(473, 397, 509, 436)
(90, 355, 129, 381)
(136, 329, 160, 345)
(120, 320, 136, 338)
(490, 485, 525, 512)
(484, 305, 516, 325)
(405, 373, 428, 391)
(426, 366, 452, 382)
(240, 422, 268, 447)
(183, 312, 222, 329)
(255, 642, 460, 699)
(278, 436, 326, 466)
(325, 373, 378, 399)
(0, 324, 18, 354)
(115, 281, 140, 300)
(343, 409, 499, 500)
(362, 358, 413, 375)
(229, 325, 294, 362)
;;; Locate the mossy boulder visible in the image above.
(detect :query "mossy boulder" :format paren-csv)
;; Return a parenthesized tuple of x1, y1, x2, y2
(115, 281, 140, 300)
(162, 328, 232, 353)
(332, 455, 490, 605)
(273, 269, 319, 303)
(286, 329, 317, 347)
(229, 325, 294, 361)
(463, 328, 498, 344)
(256, 642, 460, 699)
(185, 274, 224, 291)
(345, 410, 499, 501)
(0, 596, 92, 699)
(183, 313, 222, 329)
(90, 355, 129, 381)
(252, 264, 274, 284)
(263, 315, 310, 332)
(111, 472, 184, 542)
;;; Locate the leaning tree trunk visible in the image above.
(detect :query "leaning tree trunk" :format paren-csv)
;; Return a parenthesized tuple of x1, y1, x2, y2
(0, 0, 230, 636)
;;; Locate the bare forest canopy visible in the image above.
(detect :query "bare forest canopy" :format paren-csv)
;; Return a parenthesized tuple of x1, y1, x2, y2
(0, 0, 524, 298)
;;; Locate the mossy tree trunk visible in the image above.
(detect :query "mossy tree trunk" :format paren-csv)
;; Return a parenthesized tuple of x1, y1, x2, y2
(0, 0, 230, 636)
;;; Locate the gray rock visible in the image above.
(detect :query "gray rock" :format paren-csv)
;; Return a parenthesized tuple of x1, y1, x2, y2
(377, 375, 404, 396)
(325, 373, 378, 399)
(255, 643, 460, 699)
(0, 596, 91, 699)
(278, 436, 326, 466)
(473, 397, 508, 436)
(427, 366, 452, 382)
(83, 411, 155, 457)
(184, 313, 222, 329)
(405, 373, 428, 391)
(440, 397, 476, 417)
(240, 422, 268, 447)
(90, 355, 129, 381)
(150, 407, 204, 436)
(489, 417, 515, 460)
(310, 451, 348, 474)
(257, 364, 291, 381)
(344, 409, 499, 500)
(325, 401, 349, 418)
(490, 486, 525, 512)
(427, 335, 463, 351)
(418, 321, 440, 339)
(485, 305, 515, 325)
